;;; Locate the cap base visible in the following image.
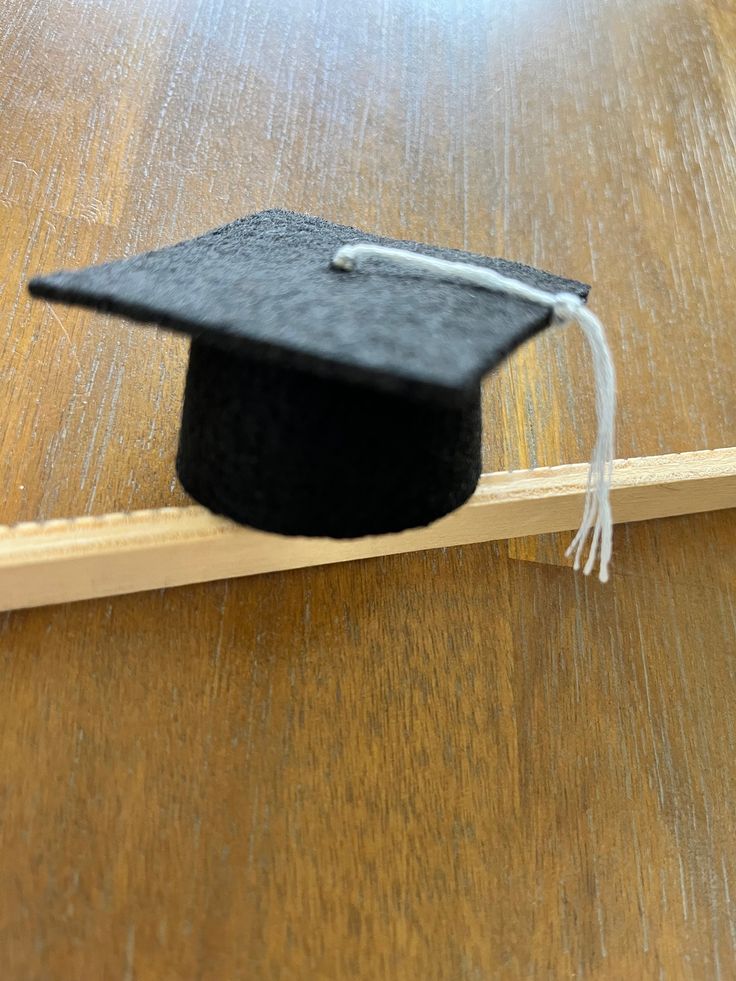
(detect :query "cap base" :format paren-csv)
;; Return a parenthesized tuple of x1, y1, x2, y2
(176, 340, 482, 538)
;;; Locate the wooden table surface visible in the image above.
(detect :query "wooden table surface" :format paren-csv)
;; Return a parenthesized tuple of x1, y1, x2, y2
(1, 0, 735, 977)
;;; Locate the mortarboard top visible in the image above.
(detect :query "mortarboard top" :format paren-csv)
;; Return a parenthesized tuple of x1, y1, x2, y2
(29, 210, 588, 404)
(29, 209, 591, 541)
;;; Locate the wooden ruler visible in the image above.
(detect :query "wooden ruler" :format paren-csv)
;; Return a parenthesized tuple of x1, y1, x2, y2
(1, 447, 734, 612)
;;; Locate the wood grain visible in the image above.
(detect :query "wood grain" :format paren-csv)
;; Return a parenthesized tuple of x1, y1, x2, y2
(1, 521, 735, 979)
(2, 0, 736, 526)
(1, 0, 736, 977)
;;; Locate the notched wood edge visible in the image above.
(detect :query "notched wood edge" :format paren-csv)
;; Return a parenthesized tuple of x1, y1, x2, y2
(2, 446, 735, 535)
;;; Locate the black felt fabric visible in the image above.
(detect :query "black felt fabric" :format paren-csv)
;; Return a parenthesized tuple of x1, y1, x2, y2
(177, 340, 481, 537)
(28, 210, 590, 538)
(28, 209, 588, 405)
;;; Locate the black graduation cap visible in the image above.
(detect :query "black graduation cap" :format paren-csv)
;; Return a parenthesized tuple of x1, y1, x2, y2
(29, 210, 589, 539)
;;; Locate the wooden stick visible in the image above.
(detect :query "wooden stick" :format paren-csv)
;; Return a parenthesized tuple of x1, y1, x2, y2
(1, 447, 734, 612)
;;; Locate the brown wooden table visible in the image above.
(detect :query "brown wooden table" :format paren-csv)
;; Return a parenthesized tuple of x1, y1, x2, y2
(1, 0, 735, 976)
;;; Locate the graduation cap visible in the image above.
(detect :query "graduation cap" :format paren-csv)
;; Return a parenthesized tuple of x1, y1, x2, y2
(28, 209, 615, 579)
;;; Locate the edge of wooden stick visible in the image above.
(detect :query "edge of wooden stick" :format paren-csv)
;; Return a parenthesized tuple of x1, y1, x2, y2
(1, 447, 735, 612)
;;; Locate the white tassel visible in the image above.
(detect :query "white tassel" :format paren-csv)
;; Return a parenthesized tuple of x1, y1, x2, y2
(331, 242, 616, 583)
